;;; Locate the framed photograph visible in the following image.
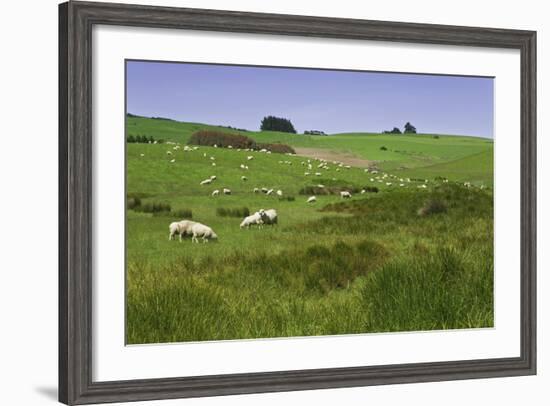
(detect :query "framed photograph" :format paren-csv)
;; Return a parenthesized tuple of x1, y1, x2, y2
(59, 1, 536, 404)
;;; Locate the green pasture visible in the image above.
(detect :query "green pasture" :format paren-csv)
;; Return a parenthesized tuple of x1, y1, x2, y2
(125, 116, 494, 344)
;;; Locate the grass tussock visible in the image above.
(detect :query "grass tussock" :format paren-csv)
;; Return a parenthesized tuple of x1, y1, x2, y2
(216, 207, 250, 218)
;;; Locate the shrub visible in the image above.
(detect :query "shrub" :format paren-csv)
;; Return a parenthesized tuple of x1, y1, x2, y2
(380, 146, 388, 151)
(188, 130, 295, 154)
(362, 186, 379, 193)
(127, 196, 141, 209)
(417, 199, 447, 216)
(433, 135, 440, 139)
(256, 142, 295, 154)
(216, 207, 250, 218)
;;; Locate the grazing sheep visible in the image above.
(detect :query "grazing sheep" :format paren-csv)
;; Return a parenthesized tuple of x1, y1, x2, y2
(304, 172, 310, 176)
(200, 178, 212, 185)
(240, 212, 264, 229)
(276, 190, 283, 196)
(360, 189, 366, 194)
(223, 188, 231, 195)
(191, 222, 218, 243)
(247, 156, 254, 160)
(253, 188, 260, 193)
(317, 184, 325, 188)
(261, 187, 269, 194)
(210, 175, 217, 180)
(241, 176, 248, 181)
(166, 151, 172, 155)
(307, 196, 317, 203)
(168, 220, 196, 242)
(140, 154, 145, 157)
(211, 189, 220, 197)
(315, 172, 322, 176)
(170, 159, 175, 163)
(266, 189, 274, 195)
(340, 191, 352, 199)
(259, 209, 278, 226)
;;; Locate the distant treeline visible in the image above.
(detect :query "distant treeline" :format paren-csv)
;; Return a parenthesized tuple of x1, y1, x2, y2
(127, 134, 163, 144)
(188, 130, 295, 154)
(383, 122, 417, 134)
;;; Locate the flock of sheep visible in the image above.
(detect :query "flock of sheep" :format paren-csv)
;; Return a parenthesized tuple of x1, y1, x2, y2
(169, 208, 278, 243)
(158, 141, 483, 245)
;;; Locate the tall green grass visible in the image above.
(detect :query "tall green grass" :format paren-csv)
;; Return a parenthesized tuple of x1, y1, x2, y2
(126, 184, 493, 344)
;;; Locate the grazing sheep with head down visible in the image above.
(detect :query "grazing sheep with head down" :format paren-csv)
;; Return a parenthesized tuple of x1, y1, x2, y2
(340, 191, 352, 199)
(168, 220, 196, 242)
(211, 190, 219, 197)
(223, 188, 231, 195)
(200, 178, 212, 185)
(307, 196, 317, 203)
(191, 222, 218, 243)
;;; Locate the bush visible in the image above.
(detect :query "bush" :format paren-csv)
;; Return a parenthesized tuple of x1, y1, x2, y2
(433, 135, 440, 139)
(417, 199, 447, 216)
(216, 207, 250, 218)
(188, 130, 295, 154)
(127, 196, 141, 209)
(380, 146, 388, 151)
(362, 186, 379, 193)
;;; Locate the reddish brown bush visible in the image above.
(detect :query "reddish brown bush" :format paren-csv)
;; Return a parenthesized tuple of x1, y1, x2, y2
(188, 130, 295, 154)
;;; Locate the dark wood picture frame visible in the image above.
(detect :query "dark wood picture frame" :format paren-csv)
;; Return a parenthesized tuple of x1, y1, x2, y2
(59, 1, 537, 404)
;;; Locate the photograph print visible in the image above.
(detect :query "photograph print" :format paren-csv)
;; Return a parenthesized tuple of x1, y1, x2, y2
(125, 60, 494, 345)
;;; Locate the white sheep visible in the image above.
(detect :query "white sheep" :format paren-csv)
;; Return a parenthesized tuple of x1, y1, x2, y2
(247, 156, 254, 160)
(259, 209, 278, 226)
(315, 172, 322, 176)
(210, 175, 217, 180)
(211, 190, 220, 197)
(170, 159, 175, 163)
(223, 188, 231, 195)
(253, 187, 260, 193)
(340, 191, 352, 199)
(240, 211, 264, 229)
(276, 190, 283, 196)
(241, 176, 248, 181)
(266, 189, 274, 195)
(191, 222, 218, 243)
(168, 220, 196, 242)
(307, 196, 317, 203)
(261, 187, 269, 194)
(200, 178, 212, 185)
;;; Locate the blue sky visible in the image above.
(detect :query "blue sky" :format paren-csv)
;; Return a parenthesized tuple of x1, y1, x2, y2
(126, 60, 494, 138)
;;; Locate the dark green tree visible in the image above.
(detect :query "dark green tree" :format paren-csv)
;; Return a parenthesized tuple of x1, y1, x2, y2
(260, 116, 297, 133)
(404, 122, 417, 134)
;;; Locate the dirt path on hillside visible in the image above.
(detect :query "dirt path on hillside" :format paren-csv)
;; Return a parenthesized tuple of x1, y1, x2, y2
(293, 147, 374, 168)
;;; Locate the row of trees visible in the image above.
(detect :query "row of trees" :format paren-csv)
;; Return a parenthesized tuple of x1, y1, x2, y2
(383, 122, 417, 134)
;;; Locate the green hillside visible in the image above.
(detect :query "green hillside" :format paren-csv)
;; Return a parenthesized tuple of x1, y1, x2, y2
(125, 116, 494, 344)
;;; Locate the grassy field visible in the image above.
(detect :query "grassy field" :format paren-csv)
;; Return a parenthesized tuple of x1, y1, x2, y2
(126, 116, 494, 344)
